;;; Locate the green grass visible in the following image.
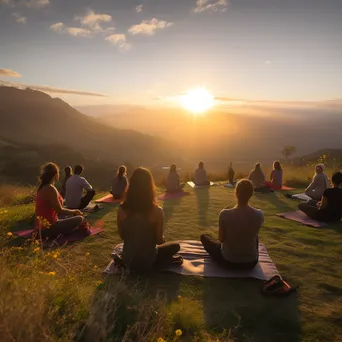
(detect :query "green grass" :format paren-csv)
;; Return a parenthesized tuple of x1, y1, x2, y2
(1, 185, 342, 342)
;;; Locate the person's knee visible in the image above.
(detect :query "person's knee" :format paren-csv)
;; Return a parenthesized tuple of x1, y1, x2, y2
(74, 216, 83, 226)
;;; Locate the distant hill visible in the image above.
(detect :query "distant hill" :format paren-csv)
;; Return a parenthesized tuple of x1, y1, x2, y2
(77, 103, 342, 164)
(0, 86, 178, 166)
(291, 148, 342, 168)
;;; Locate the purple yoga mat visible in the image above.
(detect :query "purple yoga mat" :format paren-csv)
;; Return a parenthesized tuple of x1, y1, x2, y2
(13, 227, 104, 246)
(276, 211, 328, 228)
(157, 191, 191, 201)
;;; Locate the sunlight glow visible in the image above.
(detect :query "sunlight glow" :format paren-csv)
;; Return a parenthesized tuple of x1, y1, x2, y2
(180, 88, 214, 114)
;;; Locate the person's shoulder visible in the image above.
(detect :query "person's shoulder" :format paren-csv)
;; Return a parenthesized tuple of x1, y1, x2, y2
(153, 205, 163, 214)
(44, 184, 58, 194)
(219, 207, 234, 217)
(249, 206, 264, 217)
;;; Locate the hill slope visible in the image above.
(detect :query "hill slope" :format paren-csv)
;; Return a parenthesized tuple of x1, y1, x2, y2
(0, 86, 178, 166)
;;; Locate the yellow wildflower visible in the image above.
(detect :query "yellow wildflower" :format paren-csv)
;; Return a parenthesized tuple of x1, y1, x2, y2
(177, 295, 182, 300)
(96, 280, 103, 287)
(33, 247, 40, 253)
(34, 240, 40, 245)
(175, 329, 182, 337)
(93, 265, 98, 270)
(7, 232, 13, 238)
(85, 252, 90, 257)
(47, 271, 56, 276)
(157, 338, 166, 342)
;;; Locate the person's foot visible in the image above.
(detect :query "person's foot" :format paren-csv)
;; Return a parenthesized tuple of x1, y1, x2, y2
(284, 193, 292, 199)
(171, 255, 183, 266)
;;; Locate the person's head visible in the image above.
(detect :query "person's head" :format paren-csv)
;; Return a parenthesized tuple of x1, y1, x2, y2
(64, 166, 72, 178)
(38, 162, 59, 191)
(117, 165, 127, 178)
(198, 161, 204, 169)
(315, 164, 325, 174)
(235, 179, 254, 205)
(254, 163, 261, 171)
(121, 167, 156, 215)
(273, 161, 282, 171)
(331, 172, 342, 187)
(74, 165, 84, 175)
(170, 164, 177, 173)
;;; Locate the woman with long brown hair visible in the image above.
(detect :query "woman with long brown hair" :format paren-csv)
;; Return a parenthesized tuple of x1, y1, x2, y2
(117, 167, 182, 272)
(35, 163, 84, 238)
(111, 165, 128, 199)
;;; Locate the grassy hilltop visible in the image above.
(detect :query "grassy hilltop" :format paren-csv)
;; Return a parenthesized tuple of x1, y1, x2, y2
(0, 183, 341, 342)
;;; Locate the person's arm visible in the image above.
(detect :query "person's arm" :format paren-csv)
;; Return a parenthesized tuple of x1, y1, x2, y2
(318, 190, 329, 209)
(155, 207, 164, 245)
(81, 177, 93, 192)
(117, 208, 126, 240)
(218, 211, 225, 242)
(306, 175, 318, 192)
(48, 186, 82, 216)
(270, 170, 274, 182)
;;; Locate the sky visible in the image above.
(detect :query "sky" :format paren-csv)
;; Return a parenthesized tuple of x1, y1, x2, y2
(0, 0, 342, 106)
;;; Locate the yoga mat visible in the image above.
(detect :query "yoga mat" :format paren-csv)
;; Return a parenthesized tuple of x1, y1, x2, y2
(95, 194, 121, 204)
(157, 191, 191, 201)
(83, 203, 104, 213)
(291, 193, 311, 201)
(105, 240, 279, 280)
(13, 227, 104, 246)
(224, 183, 235, 188)
(276, 211, 328, 227)
(187, 181, 215, 188)
(280, 185, 296, 191)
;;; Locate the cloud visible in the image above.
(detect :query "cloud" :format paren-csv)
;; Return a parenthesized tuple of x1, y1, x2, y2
(136, 4, 143, 12)
(128, 18, 173, 36)
(0, 80, 106, 97)
(25, 0, 50, 8)
(105, 33, 131, 51)
(194, 0, 228, 13)
(50, 23, 92, 37)
(66, 27, 92, 37)
(50, 22, 64, 32)
(1, 0, 49, 8)
(12, 12, 26, 24)
(0, 69, 21, 77)
(75, 10, 112, 32)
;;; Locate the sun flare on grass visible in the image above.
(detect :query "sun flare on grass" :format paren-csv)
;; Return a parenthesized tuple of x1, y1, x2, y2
(180, 88, 214, 115)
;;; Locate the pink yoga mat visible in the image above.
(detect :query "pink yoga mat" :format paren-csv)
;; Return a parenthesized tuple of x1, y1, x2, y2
(276, 211, 328, 228)
(157, 191, 191, 201)
(13, 227, 104, 246)
(95, 194, 121, 204)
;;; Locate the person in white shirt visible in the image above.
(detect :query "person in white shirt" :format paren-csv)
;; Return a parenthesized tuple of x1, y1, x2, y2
(194, 161, 210, 186)
(65, 165, 95, 209)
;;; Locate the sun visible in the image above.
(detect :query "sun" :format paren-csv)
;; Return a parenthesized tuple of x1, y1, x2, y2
(180, 88, 214, 114)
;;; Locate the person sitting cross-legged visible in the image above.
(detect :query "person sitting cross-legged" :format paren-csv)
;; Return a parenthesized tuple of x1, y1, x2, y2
(65, 165, 96, 210)
(298, 171, 342, 222)
(201, 179, 264, 270)
(117, 167, 183, 272)
(166, 164, 185, 193)
(35, 163, 84, 239)
(194, 161, 210, 186)
(111, 165, 129, 200)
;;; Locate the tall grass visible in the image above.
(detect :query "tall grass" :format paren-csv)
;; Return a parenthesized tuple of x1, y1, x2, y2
(0, 184, 35, 207)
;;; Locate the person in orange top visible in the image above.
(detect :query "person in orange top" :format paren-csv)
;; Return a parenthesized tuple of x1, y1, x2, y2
(35, 162, 84, 238)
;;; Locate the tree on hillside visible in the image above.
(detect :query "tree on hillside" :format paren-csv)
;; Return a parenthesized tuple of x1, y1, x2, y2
(281, 146, 297, 161)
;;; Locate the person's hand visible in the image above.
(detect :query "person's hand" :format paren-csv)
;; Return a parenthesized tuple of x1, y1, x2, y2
(73, 209, 83, 216)
(316, 201, 321, 207)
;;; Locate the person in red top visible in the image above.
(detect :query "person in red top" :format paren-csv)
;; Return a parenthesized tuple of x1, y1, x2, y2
(35, 162, 84, 238)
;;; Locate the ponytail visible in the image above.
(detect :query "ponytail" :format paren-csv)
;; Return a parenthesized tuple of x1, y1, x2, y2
(38, 163, 59, 191)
